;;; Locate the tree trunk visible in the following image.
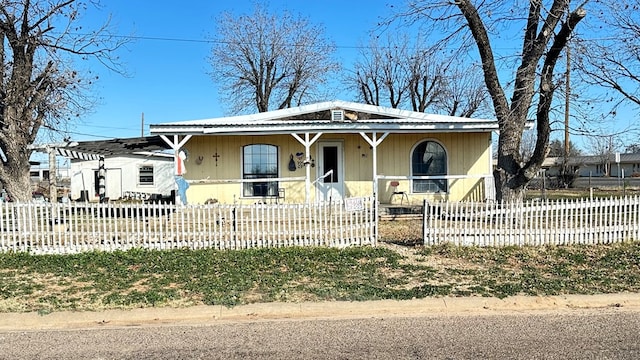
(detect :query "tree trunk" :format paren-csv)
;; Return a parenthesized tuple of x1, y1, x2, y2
(1, 153, 33, 202)
(453, 0, 585, 203)
(493, 168, 526, 203)
(1, 103, 35, 202)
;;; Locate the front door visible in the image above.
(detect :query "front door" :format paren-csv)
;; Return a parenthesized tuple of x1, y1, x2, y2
(316, 141, 344, 202)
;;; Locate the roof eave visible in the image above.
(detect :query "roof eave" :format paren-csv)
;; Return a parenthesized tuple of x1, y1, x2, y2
(149, 123, 498, 136)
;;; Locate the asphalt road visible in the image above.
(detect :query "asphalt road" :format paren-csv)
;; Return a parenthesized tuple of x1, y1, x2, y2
(2, 309, 639, 360)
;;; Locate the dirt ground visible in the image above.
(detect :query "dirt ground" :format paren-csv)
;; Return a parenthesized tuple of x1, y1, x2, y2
(2, 219, 639, 331)
(2, 292, 639, 331)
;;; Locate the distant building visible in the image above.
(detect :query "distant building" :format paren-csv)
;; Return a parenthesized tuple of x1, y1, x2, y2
(29, 161, 71, 199)
(68, 154, 173, 202)
(542, 153, 640, 178)
(55, 136, 175, 202)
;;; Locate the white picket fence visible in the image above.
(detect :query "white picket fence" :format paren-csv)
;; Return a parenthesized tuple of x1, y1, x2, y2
(0, 197, 376, 254)
(423, 196, 640, 246)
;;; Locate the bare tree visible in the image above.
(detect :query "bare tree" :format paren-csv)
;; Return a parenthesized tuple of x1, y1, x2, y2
(626, 143, 640, 153)
(352, 47, 383, 106)
(0, 0, 125, 202)
(588, 133, 621, 177)
(393, 1, 587, 202)
(406, 44, 447, 112)
(436, 61, 489, 118)
(349, 33, 488, 116)
(547, 139, 582, 157)
(575, 1, 640, 107)
(209, 4, 339, 113)
(350, 35, 412, 108)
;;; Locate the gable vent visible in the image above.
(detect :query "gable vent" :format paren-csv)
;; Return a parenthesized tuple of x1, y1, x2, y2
(331, 109, 344, 121)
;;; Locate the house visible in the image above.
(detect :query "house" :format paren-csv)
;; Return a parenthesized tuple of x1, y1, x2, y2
(29, 161, 71, 183)
(29, 160, 71, 200)
(56, 136, 175, 202)
(149, 100, 498, 205)
(543, 153, 640, 178)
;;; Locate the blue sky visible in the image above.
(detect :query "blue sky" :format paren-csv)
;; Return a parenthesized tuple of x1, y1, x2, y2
(68, 0, 391, 141)
(51, 1, 637, 153)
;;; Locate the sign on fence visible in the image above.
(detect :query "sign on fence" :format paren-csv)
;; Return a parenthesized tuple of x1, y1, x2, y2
(344, 197, 365, 212)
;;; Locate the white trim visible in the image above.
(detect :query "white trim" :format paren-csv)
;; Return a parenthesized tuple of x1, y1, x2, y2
(154, 100, 497, 126)
(410, 139, 449, 194)
(316, 140, 345, 202)
(150, 100, 499, 136)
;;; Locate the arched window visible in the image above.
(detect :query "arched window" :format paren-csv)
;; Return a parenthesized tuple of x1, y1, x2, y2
(411, 140, 447, 193)
(243, 144, 278, 197)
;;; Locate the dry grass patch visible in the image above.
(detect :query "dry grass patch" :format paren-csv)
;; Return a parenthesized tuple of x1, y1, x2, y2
(1, 236, 639, 313)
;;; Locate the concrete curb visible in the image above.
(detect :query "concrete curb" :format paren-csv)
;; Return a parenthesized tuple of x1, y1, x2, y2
(1, 293, 639, 331)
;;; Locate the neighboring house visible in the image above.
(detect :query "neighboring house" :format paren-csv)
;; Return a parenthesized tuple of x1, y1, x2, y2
(29, 161, 71, 199)
(543, 153, 640, 178)
(149, 100, 498, 205)
(29, 161, 71, 183)
(67, 154, 173, 202)
(56, 137, 174, 202)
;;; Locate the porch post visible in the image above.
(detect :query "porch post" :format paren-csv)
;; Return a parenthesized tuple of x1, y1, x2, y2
(371, 133, 380, 202)
(291, 132, 322, 203)
(359, 132, 389, 204)
(159, 134, 192, 152)
(159, 135, 192, 204)
(98, 156, 106, 203)
(304, 133, 311, 203)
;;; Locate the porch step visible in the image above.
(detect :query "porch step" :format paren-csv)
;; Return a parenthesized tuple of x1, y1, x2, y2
(379, 205, 423, 221)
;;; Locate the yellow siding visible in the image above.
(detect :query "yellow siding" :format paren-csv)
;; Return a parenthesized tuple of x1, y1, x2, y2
(179, 132, 491, 204)
(377, 133, 492, 203)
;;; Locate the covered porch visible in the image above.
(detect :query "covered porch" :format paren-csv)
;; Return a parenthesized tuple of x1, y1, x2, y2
(149, 101, 497, 205)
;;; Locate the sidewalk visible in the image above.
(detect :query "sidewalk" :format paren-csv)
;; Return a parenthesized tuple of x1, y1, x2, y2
(2, 293, 639, 331)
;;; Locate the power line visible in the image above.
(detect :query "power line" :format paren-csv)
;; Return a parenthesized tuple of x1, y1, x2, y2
(54, 128, 128, 140)
(87, 32, 367, 50)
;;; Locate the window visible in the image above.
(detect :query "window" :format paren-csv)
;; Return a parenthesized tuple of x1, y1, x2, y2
(412, 140, 447, 193)
(243, 144, 278, 197)
(139, 166, 154, 185)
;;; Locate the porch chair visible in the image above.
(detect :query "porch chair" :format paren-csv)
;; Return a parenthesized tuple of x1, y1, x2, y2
(389, 181, 409, 205)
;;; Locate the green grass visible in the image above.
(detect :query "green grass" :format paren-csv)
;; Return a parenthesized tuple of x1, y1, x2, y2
(1, 241, 639, 313)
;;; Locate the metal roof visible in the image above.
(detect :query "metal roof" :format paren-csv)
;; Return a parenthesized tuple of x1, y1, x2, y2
(149, 100, 499, 136)
(55, 136, 173, 160)
(542, 153, 640, 167)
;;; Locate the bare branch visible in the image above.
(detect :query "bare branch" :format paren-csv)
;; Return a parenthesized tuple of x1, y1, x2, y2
(0, 0, 126, 201)
(209, 4, 338, 113)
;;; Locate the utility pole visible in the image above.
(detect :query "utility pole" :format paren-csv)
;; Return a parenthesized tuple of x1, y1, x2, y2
(564, 44, 570, 163)
(562, 4, 572, 188)
(141, 112, 145, 137)
(48, 146, 57, 201)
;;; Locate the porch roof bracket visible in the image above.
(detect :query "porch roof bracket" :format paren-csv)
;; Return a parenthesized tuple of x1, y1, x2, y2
(359, 132, 389, 203)
(160, 135, 193, 202)
(291, 132, 323, 203)
(160, 135, 193, 151)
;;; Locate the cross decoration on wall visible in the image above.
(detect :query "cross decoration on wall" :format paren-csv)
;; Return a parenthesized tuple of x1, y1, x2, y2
(212, 152, 221, 166)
